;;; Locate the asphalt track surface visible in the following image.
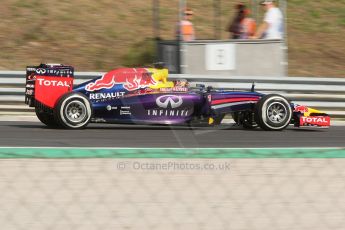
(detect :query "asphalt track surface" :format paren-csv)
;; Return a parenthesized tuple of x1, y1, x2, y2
(0, 121, 344, 147)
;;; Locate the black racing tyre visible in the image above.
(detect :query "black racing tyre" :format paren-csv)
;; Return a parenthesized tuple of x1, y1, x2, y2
(255, 94, 292, 131)
(54, 92, 93, 129)
(35, 107, 59, 127)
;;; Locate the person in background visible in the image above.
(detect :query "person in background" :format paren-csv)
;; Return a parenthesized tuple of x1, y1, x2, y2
(241, 8, 256, 39)
(227, 3, 246, 39)
(227, 3, 256, 39)
(251, 0, 283, 39)
(177, 8, 195, 41)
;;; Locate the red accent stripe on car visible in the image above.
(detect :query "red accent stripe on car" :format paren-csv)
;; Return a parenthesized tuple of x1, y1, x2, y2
(211, 97, 259, 105)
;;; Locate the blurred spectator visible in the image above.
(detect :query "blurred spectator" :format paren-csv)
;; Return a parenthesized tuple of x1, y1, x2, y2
(251, 0, 283, 39)
(241, 9, 256, 38)
(177, 8, 195, 41)
(227, 3, 256, 39)
(227, 3, 245, 39)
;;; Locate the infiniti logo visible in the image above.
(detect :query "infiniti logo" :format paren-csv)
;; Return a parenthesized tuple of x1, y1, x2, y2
(36, 68, 46, 74)
(156, 95, 183, 109)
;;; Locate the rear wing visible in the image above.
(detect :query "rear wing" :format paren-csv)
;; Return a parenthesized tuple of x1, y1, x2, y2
(25, 64, 74, 108)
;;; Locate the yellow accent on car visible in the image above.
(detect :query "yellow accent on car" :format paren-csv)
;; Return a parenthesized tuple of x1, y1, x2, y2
(208, 117, 214, 125)
(148, 68, 174, 89)
(304, 107, 323, 116)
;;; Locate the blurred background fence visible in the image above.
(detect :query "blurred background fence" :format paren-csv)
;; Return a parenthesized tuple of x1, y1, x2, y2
(1, 71, 344, 119)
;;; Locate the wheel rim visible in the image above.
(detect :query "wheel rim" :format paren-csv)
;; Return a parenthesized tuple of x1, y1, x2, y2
(64, 101, 87, 123)
(266, 102, 287, 124)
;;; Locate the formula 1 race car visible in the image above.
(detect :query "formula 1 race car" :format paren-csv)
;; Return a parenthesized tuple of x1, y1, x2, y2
(25, 63, 331, 130)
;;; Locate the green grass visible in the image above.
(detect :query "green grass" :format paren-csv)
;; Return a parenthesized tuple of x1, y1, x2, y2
(0, 0, 343, 76)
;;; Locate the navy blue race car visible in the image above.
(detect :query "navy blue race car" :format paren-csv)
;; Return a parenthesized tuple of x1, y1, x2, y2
(25, 63, 330, 130)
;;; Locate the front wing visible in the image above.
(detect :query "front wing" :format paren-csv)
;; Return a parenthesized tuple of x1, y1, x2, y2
(293, 105, 330, 128)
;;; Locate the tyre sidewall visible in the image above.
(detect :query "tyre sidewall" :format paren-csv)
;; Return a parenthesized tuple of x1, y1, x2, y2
(256, 95, 292, 131)
(54, 92, 92, 129)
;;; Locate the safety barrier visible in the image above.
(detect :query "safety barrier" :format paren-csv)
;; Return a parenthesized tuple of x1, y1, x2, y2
(0, 71, 344, 118)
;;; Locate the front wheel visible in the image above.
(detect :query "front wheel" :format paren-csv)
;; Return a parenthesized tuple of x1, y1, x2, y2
(54, 92, 93, 129)
(255, 94, 292, 131)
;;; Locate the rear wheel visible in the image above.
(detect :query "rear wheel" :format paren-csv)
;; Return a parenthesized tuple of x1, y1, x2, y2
(255, 94, 292, 131)
(54, 92, 92, 129)
(35, 107, 59, 127)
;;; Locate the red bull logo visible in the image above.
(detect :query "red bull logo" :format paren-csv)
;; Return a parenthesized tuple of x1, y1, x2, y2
(294, 105, 309, 113)
(85, 68, 157, 92)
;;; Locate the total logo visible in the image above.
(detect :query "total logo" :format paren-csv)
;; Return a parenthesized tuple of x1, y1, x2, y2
(300, 116, 330, 126)
(37, 78, 71, 87)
